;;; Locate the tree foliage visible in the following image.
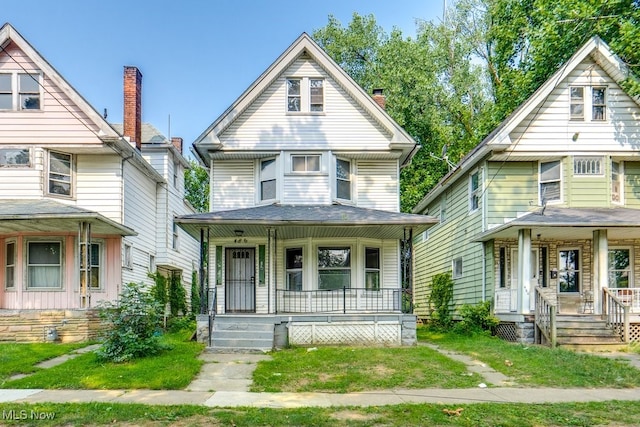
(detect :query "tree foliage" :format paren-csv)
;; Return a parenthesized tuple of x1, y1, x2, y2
(313, 2, 640, 211)
(184, 159, 209, 213)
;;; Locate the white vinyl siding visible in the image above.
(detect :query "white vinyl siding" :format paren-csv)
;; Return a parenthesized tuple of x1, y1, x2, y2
(220, 58, 391, 151)
(75, 155, 122, 222)
(211, 160, 255, 211)
(356, 160, 399, 211)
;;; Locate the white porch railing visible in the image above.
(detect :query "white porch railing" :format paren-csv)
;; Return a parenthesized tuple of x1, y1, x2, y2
(276, 288, 404, 313)
(608, 288, 640, 314)
(494, 288, 518, 313)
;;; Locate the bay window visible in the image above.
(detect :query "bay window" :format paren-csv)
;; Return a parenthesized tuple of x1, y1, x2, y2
(286, 248, 303, 291)
(318, 247, 351, 290)
(365, 247, 380, 290)
(27, 240, 62, 289)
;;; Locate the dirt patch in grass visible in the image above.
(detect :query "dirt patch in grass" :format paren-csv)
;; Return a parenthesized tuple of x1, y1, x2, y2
(330, 410, 381, 423)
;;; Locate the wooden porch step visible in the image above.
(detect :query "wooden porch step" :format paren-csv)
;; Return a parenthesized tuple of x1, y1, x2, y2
(555, 315, 623, 347)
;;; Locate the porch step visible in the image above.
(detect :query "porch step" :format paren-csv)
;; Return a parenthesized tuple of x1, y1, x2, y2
(555, 315, 623, 346)
(209, 315, 275, 353)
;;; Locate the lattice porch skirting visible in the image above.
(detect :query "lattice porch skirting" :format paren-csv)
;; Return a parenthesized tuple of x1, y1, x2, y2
(289, 321, 402, 345)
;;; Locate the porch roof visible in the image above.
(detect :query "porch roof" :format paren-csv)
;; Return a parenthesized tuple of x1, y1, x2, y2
(176, 203, 436, 240)
(474, 207, 640, 242)
(0, 199, 137, 236)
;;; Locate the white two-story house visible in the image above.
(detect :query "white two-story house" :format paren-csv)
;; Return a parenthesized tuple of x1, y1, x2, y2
(0, 23, 198, 342)
(177, 33, 435, 351)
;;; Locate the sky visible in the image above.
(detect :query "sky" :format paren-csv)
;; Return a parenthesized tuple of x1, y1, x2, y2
(4, 0, 444, 152)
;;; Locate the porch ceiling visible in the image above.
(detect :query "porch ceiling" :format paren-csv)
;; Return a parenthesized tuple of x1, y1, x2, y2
(475, 206, 640, 242)
(0, 199, 136, 236)
(177, 203, 436, 240)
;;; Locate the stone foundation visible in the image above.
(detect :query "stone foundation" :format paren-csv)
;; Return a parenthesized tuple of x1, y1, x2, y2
(495, 321, 535, 344)
(0, 309, 103, 343)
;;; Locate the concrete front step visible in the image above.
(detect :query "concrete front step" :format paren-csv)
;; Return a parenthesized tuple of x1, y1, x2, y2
(210, 316, 275, 352)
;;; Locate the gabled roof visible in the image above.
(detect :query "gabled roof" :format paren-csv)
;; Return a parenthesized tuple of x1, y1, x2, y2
(177, 203, 436, 240)
(192, 33, 418, 166)
(413, 36, 637, 214)
(0, 22, 164, 183)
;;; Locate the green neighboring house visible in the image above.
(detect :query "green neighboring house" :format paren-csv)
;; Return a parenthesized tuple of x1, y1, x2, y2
(412, 36, 640, 346)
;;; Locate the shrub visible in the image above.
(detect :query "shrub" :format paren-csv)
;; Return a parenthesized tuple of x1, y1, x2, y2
(455, 301, 500, 334)
(168, 272, 187, 316)
(190, 269, 201, 316)
(428, 272, 454, 328)
(96, 282, 167, 362)
(167, 316, 196, 333)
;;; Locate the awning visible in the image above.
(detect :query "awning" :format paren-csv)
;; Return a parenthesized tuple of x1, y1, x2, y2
(474, 207, 640, 242)
(0, 199, 137, 236)
(176, 203, 437, 240)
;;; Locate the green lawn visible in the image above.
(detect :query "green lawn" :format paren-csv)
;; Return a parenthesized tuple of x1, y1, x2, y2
(418, 328, 640, 388)
(0, 331, 203, 390)
(1, 401, 639, 426)
(0, 342, 87, 383)
(251, 345, 483, 392)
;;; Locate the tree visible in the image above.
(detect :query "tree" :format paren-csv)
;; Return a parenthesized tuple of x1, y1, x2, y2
(184, 159, 209, 213)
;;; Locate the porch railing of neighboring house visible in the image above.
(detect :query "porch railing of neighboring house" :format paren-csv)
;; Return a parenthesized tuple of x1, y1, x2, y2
(607, 288, 640, 314)
(534, 287, 557, 347)
(603, 288, 630, 343)
(276, 287, 403, 314)
(207, 286, 217, 347)
(494, 288, 518, 313)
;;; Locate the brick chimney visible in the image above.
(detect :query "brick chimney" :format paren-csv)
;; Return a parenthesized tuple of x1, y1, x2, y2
(372, 88, 386, 109)
(171, 137, 183, 154)
(123, 66, 142, 151)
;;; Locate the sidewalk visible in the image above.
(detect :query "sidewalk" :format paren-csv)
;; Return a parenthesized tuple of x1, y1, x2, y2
(1, 347, 639, 408)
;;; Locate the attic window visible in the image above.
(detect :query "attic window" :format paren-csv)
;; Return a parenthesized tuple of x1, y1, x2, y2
(286, 77, 324, 113)
(287, 79, 301, 112)
(0, 72, 41, 111)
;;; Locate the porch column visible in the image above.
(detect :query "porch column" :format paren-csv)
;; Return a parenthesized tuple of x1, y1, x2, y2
(592, 229, 608, 314)
(518, 228, 532, 313)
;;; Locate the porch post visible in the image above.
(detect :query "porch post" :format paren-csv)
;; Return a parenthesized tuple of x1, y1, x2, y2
(592, 229, 608, 314)
(518, 228, 532, 313)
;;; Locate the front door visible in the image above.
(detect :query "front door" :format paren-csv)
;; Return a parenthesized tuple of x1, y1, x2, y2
(225, 248, 255, 313)
(511, 248, 540, 311)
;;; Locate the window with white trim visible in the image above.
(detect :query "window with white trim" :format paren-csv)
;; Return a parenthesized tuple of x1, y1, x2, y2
(123, 242, 132, 269)
(260, 158, 277, 201)
(285, 247, 303, 291)
(540, 160, 561, 203)
(172, 221, 179, 250)
(286, 77, 324, 113)
(608, 248, 631, 288)
(336, 158, 351, 200)
(149, 254, 156, 272)
(573, 156, 602, 176)
(592, 87, 606, 121)
(5, 240, 15, 289)
(469, 170, 480, 212)
(452, 257, 463, 279)
(0, 72, 42, 111)
(365, 247, 380, 291)
(27, 240, 62, 289)
(48, 151, 73, 197)
(292, 154, 320, 173)
(611, 160, 622, 203)
(0, 148, 30, 167)
(558, 249, 580, 293)
(570, 86, 584, 120)
(80, 242, 102, 289)
(318, 247, 351, 290)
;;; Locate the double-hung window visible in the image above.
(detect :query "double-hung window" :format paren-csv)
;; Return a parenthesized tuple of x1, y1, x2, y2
(452, 257, 463, 279)
(260, 158, 276, 201)
(0, 72, 41, 111)
(80, 242, 102, 289)
(365, 248, 380, 291)
(27, 240, 62, 289)
(48, 151, 73, 197)
(5, 241, 15, 289)
(611, 160, 622, 203)
(336, 158, 351, 200)
(172, 221, 179, 250)
(570, 86, 606, 121)
(469, 170, 480, 212)
(318, 247, 351, 290)
(592, 87, 606, 121)
(287, 77, 324, 113)
(286, 248, 303, 291)
(540, 160, 561, 203)
(570, 87, 584, 120)
(558, 249, 580, 293)
(608, 248, 631, 288)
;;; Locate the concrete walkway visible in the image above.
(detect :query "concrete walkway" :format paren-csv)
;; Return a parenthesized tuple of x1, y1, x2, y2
(1, 346, 640, 408)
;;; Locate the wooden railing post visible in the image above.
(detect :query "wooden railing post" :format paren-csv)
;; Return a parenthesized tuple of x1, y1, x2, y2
(624, 305, 630, 343)
(550, 306, 557, 348)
